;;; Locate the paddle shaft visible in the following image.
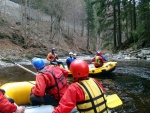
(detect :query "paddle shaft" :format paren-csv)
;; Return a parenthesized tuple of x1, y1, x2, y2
(13, 62, 37, 76)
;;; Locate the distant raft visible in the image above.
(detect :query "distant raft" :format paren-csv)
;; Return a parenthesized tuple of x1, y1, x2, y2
(68, 61, 117, 76)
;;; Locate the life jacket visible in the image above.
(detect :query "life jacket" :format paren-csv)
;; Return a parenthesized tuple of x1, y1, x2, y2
(47, 53, 58, 62)
(39, 66, 67, 100)
(94, 56, 103, 67)
(76, 78, 108, 113)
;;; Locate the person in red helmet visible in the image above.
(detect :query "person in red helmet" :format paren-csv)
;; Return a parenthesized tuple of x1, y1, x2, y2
(96, 50, 108, 62)
(53, 60, 107, 113)
(30, 57, 69, 106)
(91, 51, 104, 68)
(0, 88, 25, 113)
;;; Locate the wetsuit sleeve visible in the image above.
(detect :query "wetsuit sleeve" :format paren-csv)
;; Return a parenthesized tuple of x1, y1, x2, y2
(53, 83, 85, 113)
(55, 54, 59, 60)
(0, 92, 17, 113)
(66, 58, 68, 63)
(91, 57, 95, 62)
(31, 74, 46, 97)
(101, 55, 107, 61)
(60, 68, 68, 77)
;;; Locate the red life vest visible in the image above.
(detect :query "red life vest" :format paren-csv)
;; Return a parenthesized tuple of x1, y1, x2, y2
(39, 66, 68, 100)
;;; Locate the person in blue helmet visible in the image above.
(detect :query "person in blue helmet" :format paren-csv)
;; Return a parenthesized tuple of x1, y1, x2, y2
(30, 57, 69, 106)
(66, 52, 75, 69)
(96, 50, 107, 62)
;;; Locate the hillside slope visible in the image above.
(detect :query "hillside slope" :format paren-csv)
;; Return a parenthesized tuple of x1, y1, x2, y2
(0, 16, 89, 60)
(0, 0, 92, 60)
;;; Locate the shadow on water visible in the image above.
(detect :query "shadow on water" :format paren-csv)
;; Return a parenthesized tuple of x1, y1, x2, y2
(0, 60, 150, 113)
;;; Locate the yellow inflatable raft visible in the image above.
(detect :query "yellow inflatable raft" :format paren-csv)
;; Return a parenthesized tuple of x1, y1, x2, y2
(68, 61, 117, 75)
(0, 81, 35, 105)
(0, 81, 122, 109)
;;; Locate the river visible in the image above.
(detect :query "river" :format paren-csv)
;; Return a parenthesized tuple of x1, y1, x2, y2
(0, 58, 150, 113)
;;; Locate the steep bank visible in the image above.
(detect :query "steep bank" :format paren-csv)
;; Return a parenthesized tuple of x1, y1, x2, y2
(0, 15, 91, 60)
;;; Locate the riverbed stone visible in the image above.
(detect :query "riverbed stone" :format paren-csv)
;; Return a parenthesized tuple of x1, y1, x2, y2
(141, 48, 150, 55)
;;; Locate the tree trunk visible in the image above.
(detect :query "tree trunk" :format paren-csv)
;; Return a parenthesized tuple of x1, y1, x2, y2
(130, 0, 133, 39)
(117, 0, 122, 47)
(86, 28, 90, 50)
(113, 0, 117, 50)
(133, 0, 136, 30)
(81, 19, 84, 36)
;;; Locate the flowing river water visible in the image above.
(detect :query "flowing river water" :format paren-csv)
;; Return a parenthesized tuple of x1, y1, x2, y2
(0, 57, 150, 113)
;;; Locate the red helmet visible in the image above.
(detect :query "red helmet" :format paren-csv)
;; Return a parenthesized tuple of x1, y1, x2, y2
(70, 60, 89, 79)
(96, 51, 102, 56)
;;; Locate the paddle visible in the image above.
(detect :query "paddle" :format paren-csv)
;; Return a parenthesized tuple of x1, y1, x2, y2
(5, 59, 37, 76)
(1, 57, 37, 76)
(12, 61, 37, 76)
(106, 94, 123, 109)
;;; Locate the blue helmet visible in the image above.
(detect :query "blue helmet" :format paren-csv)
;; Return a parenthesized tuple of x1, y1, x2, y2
(32, 58, 45, 70)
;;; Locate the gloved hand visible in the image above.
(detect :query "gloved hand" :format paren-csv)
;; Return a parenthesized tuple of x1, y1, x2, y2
(0, 88, 5, 95)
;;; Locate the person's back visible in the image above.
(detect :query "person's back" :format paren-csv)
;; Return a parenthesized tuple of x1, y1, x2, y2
(40, 65, 68, 99)
(30, 58, 68, 106)
(74, 78, 107, 113)
(91, 51, 104, 68)
(97, 50, 107, 61)
(53, 60, 108, 113)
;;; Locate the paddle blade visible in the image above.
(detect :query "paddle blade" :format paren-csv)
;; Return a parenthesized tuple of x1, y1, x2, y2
(106, 94, 123, 109)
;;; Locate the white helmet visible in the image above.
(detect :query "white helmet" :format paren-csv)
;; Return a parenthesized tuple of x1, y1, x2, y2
(73, 53, 77, 56)
(69, 52, 73, 55)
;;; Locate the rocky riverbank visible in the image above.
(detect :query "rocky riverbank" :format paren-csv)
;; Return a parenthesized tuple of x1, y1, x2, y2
(0, 47, 150, 68)
(110, 48, 150, 61)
